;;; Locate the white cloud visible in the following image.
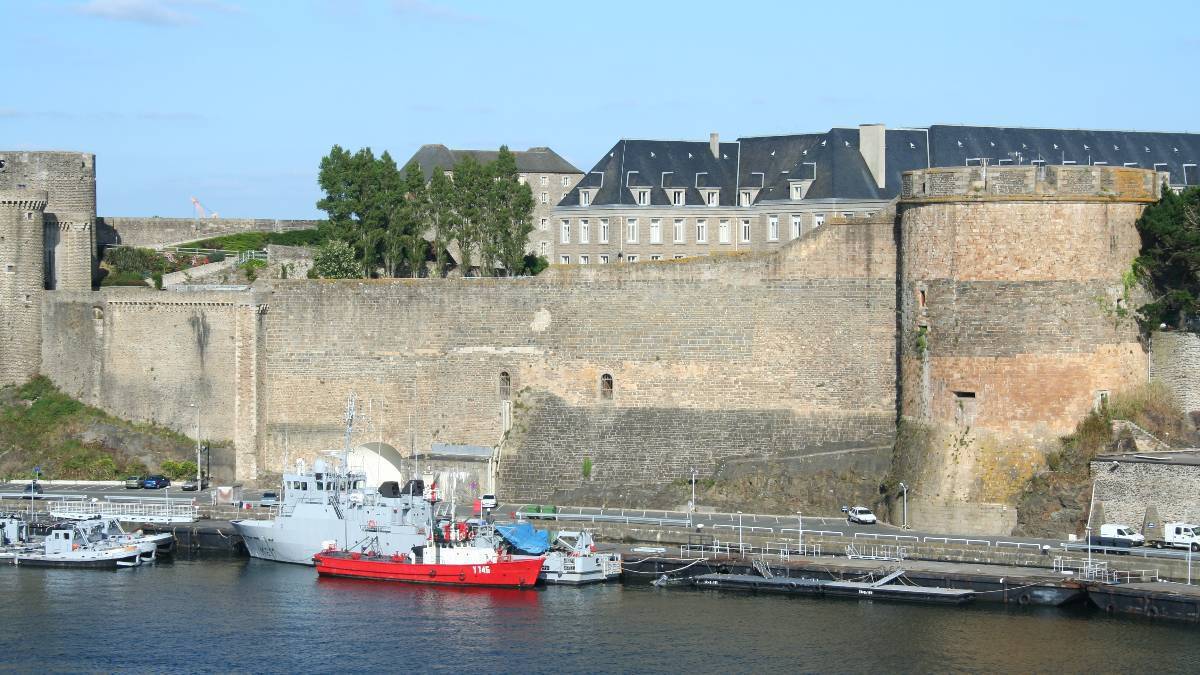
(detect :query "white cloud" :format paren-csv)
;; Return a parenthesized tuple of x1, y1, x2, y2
(72, 0, 241, 26)
(392, 0, 483, 23)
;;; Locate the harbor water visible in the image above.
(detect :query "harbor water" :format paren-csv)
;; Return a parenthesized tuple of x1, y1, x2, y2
(2, 558, 1199, 673)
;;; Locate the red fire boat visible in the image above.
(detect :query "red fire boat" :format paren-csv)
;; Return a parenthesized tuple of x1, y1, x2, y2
(313, 547, 544, 588)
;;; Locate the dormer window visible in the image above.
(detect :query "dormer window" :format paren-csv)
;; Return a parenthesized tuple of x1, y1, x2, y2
(672, 190, 684, 206)
(706, 190, 718, 207)
(637, 190, 649, 206)
(791, 184, 803, 199)
(740, 190, 752, 206)
(580, 190, 592, 206)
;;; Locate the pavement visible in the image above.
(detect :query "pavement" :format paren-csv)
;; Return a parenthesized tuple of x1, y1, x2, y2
(6, 481, 1198, 563)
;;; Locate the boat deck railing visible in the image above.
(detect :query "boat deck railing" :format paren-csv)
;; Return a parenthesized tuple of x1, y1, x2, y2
(1053, 556, 1161, 584)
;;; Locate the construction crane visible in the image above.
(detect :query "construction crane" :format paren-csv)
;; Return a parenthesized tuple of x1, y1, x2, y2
(190, 196, 219, 219)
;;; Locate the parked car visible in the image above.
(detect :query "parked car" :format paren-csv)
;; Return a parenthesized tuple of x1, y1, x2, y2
(259, 491, 279, 507)
(181, 478, 210, 492)
(142, 475, 171, 489)
(480, 494, 498, 510)
(846, 506, 877, 525)
(124, 476, 145, 489)
(21, 483, 43, 499)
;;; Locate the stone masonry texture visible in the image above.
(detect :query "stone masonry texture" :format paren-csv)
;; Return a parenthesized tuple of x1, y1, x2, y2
(0, 190, 47, 386)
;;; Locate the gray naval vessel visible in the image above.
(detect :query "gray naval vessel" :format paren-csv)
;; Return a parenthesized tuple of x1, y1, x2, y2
(232, 461, 435, 565)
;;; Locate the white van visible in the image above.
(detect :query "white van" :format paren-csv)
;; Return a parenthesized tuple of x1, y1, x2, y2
(1148, 522, 1200, 551)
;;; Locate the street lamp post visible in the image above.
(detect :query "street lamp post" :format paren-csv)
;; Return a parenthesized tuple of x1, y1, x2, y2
(796, 512, 803, 555)
(737, 511, 744, 554)
(190, 403, 202, 490)
(899, 482, 909, 530)
(689, 468, 697, 527)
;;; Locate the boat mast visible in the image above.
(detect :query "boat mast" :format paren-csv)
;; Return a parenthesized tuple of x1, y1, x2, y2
(341, 392, 356, 549)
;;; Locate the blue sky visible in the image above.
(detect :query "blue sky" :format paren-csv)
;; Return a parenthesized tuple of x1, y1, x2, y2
(3, 0, 1198, 218)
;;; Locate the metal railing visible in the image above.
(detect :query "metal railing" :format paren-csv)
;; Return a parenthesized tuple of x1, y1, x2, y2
(48, 499, 198, 524)
(923, 536, 993, 547)
(516, 506, 689, 527)
(855, 532, 920, 543)
(1052, 556, 1160, 584)
(846, 543, 908, 561)
(679, 540, 824, 561)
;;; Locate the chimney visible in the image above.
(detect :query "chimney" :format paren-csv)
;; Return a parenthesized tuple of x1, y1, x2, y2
(859, 124, 886, 189)
(709, 132, 720, 159)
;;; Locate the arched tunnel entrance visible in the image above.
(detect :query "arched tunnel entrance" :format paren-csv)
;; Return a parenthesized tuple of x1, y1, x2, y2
(347, 442, 410, 487)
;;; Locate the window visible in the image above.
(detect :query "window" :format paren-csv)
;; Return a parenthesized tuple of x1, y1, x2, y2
(627, 218, 639, 244)
(768, 216, 779, 241)
(707, 191, 718, 206)
(791, 215, 802, 239)
(599, 218, 609, 243)
(650, 218, 662, 244)
(673, 218, 685, 243)
(560, 220, 570, 244)
(791, 184, 804, 199)
(740, 219, 751, 242)
(718, 219, 731, 243)
(499, 372, 511, 401)
(518, 174, 528, 185)
(539, 241, 548, 256)
(841, 212, 854, 218)
(580, 219, 590, 244)
(740, 190, 751, 206)
(561, 175, 571, 187)
(540, 192, 549, 204)
(696, 219, 707, 243)
(1094, 390, 1110, 411)
(580, 255, 589, 265)
(560, 255, 570, 264)
(637, 190, 649, 205)
(581, 190, 591, 206)
(673, 254, 686, 259)
(600, 374, 613, 400)
(599, 255, 609, 264)
(813, 213, 825, 228)
(917, 288, 926, 309)
(953, 391, 977, 426)
(626, 254, 638, 262)
(539, 217, 548, 231)
(540, 175, 548, 187)
(672, 190, 684, 205)
(650, 254, 662, 261)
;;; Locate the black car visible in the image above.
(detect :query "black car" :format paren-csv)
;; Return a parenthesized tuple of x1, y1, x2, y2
(22, 483, 44, 499)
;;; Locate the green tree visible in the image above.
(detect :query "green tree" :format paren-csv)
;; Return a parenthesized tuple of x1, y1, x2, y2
(1134, 186, 1200, 330)
(485, 146, 536, 276)
(316, 146, 405, 277)
(448, 155, 488, 275)
(427, 169, 456, 275)
(312, 239, 360, 279)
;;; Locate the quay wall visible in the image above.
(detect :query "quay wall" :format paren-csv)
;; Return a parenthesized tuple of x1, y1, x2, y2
(1150, 330, 1200, 418)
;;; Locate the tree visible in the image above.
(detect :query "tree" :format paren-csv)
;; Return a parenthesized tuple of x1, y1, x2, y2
(312, 239, 360, 279)
(486, 146, 536, 276)
(1134, 186, 1200, 330)
(427, 169, 455, 275)
(316, 146, 404, 277)
(448, 155, 487, 274)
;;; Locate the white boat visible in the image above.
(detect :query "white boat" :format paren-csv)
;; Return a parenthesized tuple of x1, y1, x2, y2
(540, 531, 622, 585)
(8, 518, 160, 568)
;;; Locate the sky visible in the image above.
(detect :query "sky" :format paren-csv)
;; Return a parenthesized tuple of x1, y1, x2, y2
(3, 0, 1199, 219)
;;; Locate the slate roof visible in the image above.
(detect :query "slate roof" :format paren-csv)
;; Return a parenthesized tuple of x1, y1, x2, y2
(405, 144, 581, 180)
(558, 124, 1200, 208)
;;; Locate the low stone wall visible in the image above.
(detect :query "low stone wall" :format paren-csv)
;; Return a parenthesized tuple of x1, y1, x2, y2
(1092, 458, 1200, 526)
(98, 217, 322, 248)
(904, 499, 1018, 536)
(161, 258, 238, 287)
(1151, 330, 1200, 417)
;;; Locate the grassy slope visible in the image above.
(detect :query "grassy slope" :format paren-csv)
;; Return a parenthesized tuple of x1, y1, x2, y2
(0, 377, 196, 481)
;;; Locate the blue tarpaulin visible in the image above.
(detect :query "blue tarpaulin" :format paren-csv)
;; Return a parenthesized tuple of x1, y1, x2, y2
(496, 522, 549, 554)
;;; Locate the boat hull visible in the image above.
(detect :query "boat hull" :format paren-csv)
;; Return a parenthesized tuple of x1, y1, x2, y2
(314, 552, 543, 588)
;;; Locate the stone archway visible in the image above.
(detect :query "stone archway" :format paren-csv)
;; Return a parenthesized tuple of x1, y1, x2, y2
(347, 441, 410, 487)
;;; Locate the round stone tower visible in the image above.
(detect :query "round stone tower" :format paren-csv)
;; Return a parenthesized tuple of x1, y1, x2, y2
(895, 165, 1160, 533)
(0, 151, 97, 290)
(0, 189, 48, 386)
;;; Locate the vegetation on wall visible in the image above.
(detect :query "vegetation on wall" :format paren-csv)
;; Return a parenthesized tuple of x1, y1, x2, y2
(99, 246, 219, 287)
(315, 145, 537, 278)
(178, 229, 327, 252)
(1133, 186, 1200, 331)
(310, 239, 360, 279)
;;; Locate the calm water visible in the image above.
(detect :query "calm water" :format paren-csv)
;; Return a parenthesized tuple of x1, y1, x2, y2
(1, 558, 1198, 673)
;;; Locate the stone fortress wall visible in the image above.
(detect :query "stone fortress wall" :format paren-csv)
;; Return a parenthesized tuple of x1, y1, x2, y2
(97, 217, 323, 249)
(11, 147, 1196, 533)
(894, 165, 1159, 533)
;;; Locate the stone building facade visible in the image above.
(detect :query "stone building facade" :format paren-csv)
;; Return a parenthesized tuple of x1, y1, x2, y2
(894, 165, 1160, 533)
(404, 145, 583, 261)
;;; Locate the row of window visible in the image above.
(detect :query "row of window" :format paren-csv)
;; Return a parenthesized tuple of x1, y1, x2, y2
(518, 174, 574, 188)
(558, 253, 684, 264)
(554, 214, 831, 246)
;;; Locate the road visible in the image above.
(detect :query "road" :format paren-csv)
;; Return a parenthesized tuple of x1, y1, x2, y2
(7, 482, 1199, 563)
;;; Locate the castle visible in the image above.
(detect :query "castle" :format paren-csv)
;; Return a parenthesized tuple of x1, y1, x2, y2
(1, 133, 1197, 534)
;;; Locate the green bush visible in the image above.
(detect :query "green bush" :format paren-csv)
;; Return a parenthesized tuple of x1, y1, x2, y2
(180, 229, 327, 252)
(104, 247, 161, 275)
(240, 258, 267, 282)
(582, 457, 593, 479)
(100, 270, 149, 287)
(160, 459, 198, 480)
